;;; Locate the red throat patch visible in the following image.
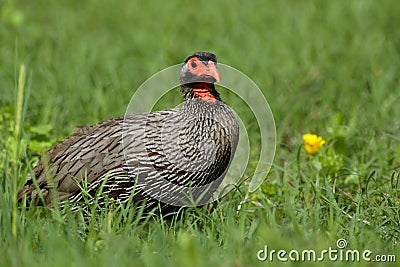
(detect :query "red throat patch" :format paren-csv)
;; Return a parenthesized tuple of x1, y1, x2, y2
(193, 83, 216, 102)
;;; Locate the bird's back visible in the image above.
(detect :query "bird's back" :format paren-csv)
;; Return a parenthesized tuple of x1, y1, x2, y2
(18, 100, 238, 210)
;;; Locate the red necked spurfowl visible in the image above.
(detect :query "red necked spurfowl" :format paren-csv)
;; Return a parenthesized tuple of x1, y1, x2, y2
(18, 52, 239, 212)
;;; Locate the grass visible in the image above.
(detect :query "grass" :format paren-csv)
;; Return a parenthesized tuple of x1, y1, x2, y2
(1, 0, 400, 266)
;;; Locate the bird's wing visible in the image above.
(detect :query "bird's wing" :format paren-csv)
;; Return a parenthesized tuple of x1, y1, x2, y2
(17, 115, 147, 204)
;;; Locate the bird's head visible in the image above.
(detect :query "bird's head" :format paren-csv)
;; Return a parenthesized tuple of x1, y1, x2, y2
(180, 52, 221, 102)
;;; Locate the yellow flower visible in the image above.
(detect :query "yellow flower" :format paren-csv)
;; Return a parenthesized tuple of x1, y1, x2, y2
(302, 134, 326, 155)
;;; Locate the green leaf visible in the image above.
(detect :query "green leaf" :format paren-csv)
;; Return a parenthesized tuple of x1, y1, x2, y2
(334, 136, 349, 156)
(30, 124, 53, 136)
(28, 140, 53, 154)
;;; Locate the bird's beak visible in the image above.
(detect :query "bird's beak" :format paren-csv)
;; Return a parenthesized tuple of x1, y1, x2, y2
(199, 61, 221, 83)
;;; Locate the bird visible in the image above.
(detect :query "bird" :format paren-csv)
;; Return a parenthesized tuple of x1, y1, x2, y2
(17, 52, 239, 213)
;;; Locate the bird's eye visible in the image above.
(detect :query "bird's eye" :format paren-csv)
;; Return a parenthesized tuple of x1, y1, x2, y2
(190, 61, 197, 68)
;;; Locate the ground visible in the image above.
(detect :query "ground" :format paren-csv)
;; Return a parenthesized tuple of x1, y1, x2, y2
(0, 0, 399, 266)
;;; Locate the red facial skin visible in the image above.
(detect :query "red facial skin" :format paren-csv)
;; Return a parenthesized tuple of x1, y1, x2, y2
(187, 57, 220, 102)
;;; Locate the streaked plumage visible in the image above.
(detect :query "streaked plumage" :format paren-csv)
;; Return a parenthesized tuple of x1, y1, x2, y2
(18, 52, 239, 212)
